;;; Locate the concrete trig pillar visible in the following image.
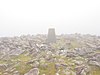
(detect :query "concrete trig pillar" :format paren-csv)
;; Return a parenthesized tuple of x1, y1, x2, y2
(47, 28, 56, 43)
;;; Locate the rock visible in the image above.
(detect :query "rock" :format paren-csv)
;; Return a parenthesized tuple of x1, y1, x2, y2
(29, 61, 39, 68)
(65, 71, 71, 75)
(55, 63, 61, 71)
(13, 71, 20, 75)
(55, 73, 59, 75)
(24, 68, 39, 75)
(75, 66, 85, 75)
(0, 64, 8, 71)
(89, 61, 100, 67)
(3, 73, 7, 75)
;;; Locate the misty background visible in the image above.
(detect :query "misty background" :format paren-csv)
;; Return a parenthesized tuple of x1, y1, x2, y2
(0, 0, 100, 36)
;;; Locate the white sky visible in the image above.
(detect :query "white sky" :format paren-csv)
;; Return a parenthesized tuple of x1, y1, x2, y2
(0, 0, 100, 36)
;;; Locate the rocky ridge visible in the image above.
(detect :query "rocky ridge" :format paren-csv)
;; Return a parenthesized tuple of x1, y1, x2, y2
(0, 34, 100, 75)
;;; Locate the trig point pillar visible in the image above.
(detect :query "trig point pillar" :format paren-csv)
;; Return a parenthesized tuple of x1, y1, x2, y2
(47, 28, 56, 43)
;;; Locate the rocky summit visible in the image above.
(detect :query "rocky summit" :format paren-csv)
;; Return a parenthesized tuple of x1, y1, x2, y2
(0, 34, 100, 75)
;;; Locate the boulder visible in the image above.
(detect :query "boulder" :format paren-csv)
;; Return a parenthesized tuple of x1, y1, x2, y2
(24, 68, 39, 75)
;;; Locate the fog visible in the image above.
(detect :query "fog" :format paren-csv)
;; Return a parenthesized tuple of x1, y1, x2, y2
(0, 0, 100, 36)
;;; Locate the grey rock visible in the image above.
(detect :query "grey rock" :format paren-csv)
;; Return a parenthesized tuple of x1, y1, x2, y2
(24, 68, 39, 75)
